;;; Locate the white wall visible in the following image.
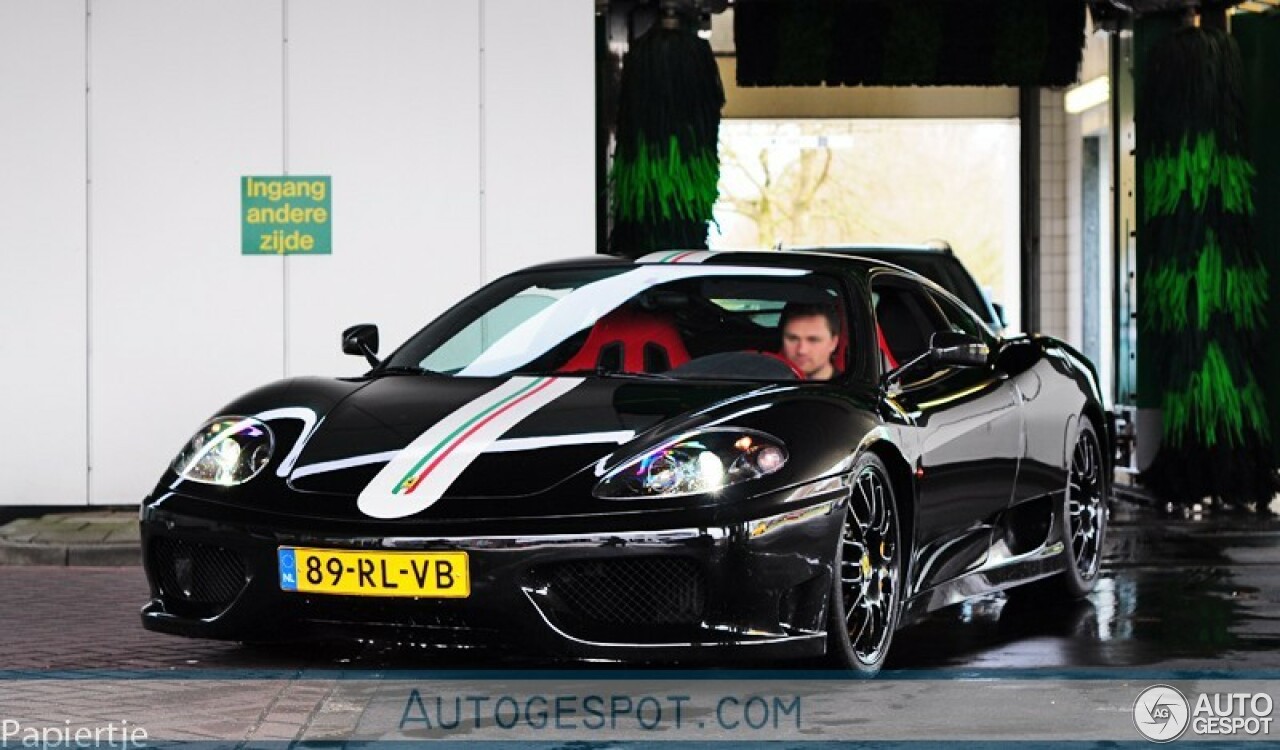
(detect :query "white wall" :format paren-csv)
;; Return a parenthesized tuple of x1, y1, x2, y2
(0, 0, 595, 505)
(483, 0, 595, 281)
(284, 0, 483, 378)
(89, 0, 287, 505)
(0, 1, 87, 506)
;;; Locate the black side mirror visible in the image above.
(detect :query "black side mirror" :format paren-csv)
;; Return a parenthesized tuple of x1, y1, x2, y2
(342, 324, 380, 368)
(930, 330, 989, 367)
(883, 330, 988, 390)
(993, 336, 1039, 376)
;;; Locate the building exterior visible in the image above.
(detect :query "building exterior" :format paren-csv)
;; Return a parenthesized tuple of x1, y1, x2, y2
(2, 1, 1157, 507)
(0, 0, 594, 506)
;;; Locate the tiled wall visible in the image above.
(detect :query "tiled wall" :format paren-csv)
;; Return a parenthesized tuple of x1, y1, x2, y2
(1040, 26, 1115, 402)
(1039, 89, 1071, 341)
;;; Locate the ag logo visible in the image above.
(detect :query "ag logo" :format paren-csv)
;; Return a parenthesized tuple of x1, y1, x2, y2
(1134, 684, 1190, 742)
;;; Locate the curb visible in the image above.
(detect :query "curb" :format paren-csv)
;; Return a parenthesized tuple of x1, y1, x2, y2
(0, 541, 140, 567)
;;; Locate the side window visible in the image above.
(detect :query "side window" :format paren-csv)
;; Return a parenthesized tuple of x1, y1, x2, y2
(929, 290, 994, 345)
(937, 259, 994, 326)
(871, 279, 950, 366)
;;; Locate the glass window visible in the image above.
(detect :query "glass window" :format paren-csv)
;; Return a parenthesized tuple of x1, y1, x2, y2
(384, 265, 854, 383)
(877, 254, 994, 329)
(711, 118, 1020, 332)
(929, 289, 996, 345)
(872, 279, 948, 365)
(422, 289, 562, 373)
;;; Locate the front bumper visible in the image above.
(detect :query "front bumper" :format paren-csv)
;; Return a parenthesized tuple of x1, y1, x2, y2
(140, 491, 846, 662)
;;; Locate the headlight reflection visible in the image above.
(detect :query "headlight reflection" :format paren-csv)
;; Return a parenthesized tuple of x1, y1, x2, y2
(595, 428, 788, 499)
(171, 416, 275, 486)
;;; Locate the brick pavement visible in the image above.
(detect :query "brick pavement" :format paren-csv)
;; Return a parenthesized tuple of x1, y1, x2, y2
(0, 501, 1277, 745)
(0, 567, 329, 671)
(0, 566, 555, 671)
(0, 565, 1066, 672)
(3, 500, 1279, 673)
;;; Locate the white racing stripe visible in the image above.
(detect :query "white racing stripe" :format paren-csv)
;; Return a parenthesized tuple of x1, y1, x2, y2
(483, 430, 636, 453)
(290, 450, 402, 481)
(357, 376, 584, 519)
(635, 250, 716, 264)
(291, 430, 634, 481)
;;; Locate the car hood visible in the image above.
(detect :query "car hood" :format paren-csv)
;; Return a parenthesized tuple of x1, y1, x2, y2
(283, 375, 763, 503)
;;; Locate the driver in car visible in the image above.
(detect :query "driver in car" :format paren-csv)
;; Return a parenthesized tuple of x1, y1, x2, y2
(780, 303, 841, 381)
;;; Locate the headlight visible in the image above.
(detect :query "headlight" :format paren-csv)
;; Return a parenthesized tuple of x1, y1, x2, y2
(593, 428, 788, 499)
(171, 416, 274, 486)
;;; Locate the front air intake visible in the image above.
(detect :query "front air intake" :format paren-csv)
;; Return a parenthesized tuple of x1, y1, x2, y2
(150, 537, 247, 616)
(542, 557, 706, 625)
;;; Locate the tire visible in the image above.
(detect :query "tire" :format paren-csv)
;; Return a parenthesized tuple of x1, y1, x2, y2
(827, 453, 903, 676)
(1058, 419, 1109, 597)
(1017, 419, 1108, 602)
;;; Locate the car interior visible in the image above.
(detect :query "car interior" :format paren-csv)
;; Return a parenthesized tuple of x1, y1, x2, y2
(543, 278, 921, 382)
(550, 278, 848, 379)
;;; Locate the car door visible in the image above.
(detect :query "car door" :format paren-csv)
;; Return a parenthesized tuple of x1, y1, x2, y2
(872, 274, 1023, 593)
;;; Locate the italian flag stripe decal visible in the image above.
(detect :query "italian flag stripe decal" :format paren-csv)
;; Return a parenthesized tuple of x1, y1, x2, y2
(357, 376, 584, 519)
(393, 376, 554, 494)
(635, 250, 713, 264)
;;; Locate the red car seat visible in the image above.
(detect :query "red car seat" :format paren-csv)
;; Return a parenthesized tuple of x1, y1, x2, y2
(560, 308, 691, 373)
(833, 328, 849, 374)
(877, 323, 899, 370)
(817, 324, 897, 375)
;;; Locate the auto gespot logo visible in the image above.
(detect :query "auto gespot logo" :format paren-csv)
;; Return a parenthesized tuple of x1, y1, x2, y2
(1134, 684, 1274, 742)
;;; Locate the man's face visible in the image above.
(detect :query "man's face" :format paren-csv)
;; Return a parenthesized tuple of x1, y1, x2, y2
(782, 314, 839, 380)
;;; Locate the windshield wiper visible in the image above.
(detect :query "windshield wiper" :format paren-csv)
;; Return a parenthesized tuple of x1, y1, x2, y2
(372, 365, 443, 377)
(543, 368, 675, 380)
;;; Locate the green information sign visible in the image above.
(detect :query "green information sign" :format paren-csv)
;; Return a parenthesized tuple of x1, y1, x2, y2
(241, 176, 331, 255)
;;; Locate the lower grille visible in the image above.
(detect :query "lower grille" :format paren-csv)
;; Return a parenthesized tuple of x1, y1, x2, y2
(543, 557, 706, 625)
(150, 537, 247, 615)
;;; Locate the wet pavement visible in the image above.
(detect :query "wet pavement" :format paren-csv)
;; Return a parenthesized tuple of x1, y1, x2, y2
(890, 500, 1280, 672)
(0, 497, 1276, 673)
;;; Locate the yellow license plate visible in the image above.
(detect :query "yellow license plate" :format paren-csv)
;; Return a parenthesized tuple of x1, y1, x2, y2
(278, 547, 470, 598)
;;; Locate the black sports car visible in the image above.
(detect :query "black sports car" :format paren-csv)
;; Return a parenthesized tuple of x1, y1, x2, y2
(140, 250, 1110, 674)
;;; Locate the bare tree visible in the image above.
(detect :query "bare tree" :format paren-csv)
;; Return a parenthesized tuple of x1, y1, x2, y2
(713, 120, 1015, 301)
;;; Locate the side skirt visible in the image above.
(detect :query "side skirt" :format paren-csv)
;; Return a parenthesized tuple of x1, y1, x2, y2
(898, 491, 1068, 627)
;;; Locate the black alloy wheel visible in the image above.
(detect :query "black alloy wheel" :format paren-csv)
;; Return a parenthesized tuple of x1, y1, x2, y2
(828, 453, 902, 675)
(1062, 420, 1107, 596)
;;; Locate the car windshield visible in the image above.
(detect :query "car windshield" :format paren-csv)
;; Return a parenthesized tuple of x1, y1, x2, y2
(382, 264, 851, 381)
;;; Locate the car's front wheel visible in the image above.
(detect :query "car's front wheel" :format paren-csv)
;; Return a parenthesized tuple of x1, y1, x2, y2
(827, 453, 903, 676)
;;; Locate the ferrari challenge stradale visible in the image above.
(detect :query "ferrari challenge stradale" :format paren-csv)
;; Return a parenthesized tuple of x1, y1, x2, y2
(140, 250, 1111, 674)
